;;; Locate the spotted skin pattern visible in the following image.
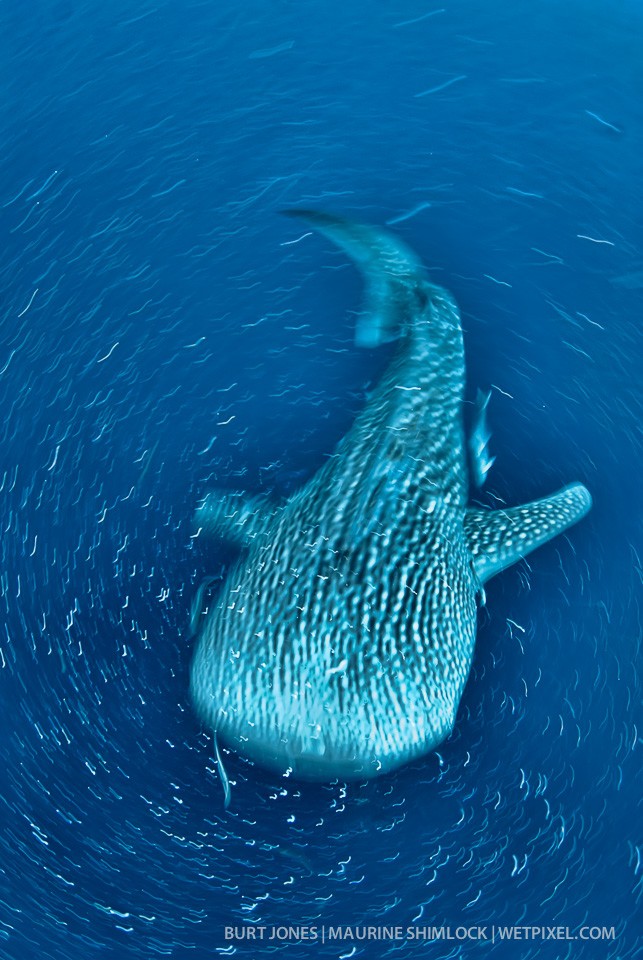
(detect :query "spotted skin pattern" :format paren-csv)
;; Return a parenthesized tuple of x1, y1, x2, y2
(190, 211, 592, 782)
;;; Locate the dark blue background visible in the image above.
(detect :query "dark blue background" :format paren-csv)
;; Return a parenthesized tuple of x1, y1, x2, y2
(0, 1, 640, 958)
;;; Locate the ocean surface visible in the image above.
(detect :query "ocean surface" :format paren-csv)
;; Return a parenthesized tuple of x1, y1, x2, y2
(1, 1, 641, 958)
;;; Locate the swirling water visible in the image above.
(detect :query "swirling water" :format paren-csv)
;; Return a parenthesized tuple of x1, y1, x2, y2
(0, 2, 640, 958)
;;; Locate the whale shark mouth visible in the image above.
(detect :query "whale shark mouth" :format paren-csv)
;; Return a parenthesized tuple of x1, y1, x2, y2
(219, 733, 390, 781)
(216, 719, 437, 782)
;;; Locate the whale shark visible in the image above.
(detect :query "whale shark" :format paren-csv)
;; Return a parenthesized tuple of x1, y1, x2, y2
(190, 210, 592, 787)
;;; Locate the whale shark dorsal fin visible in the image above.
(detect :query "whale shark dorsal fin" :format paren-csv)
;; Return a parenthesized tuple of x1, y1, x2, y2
(465, 483, 592, 583)
(194, 490, 272, 546)
(282, 208, 426, 347)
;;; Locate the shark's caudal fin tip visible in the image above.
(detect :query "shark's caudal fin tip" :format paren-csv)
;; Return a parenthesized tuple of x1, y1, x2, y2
(282, 208, 426, 349)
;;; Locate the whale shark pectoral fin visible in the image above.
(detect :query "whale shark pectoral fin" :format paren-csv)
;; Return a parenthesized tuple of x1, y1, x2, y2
(282, 208, 426, 347)
(194, 490, 272, 546)
(464, 482, 592, 583)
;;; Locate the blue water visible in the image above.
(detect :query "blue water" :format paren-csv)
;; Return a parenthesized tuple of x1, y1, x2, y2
(1, 2, 640, 958)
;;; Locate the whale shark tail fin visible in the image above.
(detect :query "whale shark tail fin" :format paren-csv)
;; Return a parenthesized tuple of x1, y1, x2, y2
(282, 208, 426, 348)
(464, 482, 592, 584)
